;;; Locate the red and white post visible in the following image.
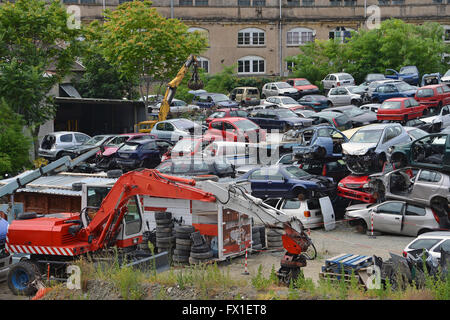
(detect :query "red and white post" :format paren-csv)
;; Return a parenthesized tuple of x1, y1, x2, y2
(369, 210, 376, 238)
(242, 246, 250, 275)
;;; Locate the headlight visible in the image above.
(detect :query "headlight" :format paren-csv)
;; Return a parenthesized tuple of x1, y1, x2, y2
(363, 183, 369, 188)
(338, 183, 344, 187)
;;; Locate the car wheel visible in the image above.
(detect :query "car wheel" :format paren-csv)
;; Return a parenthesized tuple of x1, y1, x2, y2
(327, 101, 333, 107)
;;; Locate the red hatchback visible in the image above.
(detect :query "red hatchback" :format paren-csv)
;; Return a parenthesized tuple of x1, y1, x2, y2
(377, 97, 428, 122)
(205, 117, 266, 142)
(205, 108, 249, 125)
(286, 78, 320, 97)
(415, 84, 450, 111)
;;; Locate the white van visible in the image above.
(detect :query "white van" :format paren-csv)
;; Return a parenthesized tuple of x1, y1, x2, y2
(264, 198, 324, 229)
(202, 141, 258, 166)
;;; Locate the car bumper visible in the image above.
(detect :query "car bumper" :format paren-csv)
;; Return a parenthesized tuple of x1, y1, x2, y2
(299, 89, 320, 96)
(302, 217, 323, 229)
(38, 149, 58, 159)
(377, 114, 408, 121)
(242, 99, 260, 106)
(293, 147, 319, 159)
(337, 186, 376, 203)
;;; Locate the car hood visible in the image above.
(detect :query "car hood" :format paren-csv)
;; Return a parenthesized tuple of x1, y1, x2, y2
(340, 174, 369, 185)
(279, 88, 299, 94)
(421, 115, 440, 124)
(218, 101, 239, 107)
(441, 76, 450, 82)
(342, 142, 377, 155)
(402, 89, 418, 95)
(296, 85, 318, 91)
(351, 113, 377, 123)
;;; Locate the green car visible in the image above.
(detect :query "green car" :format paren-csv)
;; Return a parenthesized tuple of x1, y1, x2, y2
(390, 133, 450, 172)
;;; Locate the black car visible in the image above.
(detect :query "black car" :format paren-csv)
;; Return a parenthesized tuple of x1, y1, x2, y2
(325, 105, 378, 127)
(115, 139, 173, 171)
(155, 158, 236, 178)
(60, 135, 115, 160)
(404, 118, 436, 133)
(248, 108, 313, 132)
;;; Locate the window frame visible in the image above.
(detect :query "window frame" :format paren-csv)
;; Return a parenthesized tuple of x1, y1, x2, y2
(286, 27, 315, 46)
(238, 56, 266, 75)
(238, 28, 266, 46)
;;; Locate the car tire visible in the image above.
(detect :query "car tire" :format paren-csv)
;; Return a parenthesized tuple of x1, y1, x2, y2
(327, 101, 333, 107)
(155, 211, 172, 220)
(267, 240, 283, 248)
(176, 244, 192, 251)
(190, 250, 213, 260)
(175, 238, 192, 246)
(8, 260, 41, 296)
(175, 225, 196, 234)
(190, 243, 211, 253)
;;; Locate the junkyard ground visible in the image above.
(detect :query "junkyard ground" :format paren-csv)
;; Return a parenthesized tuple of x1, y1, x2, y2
(0, 223, 415, 300)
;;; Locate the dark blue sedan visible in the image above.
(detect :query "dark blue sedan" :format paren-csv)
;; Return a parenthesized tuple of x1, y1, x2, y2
(298, 95, 329, 111)
(238, 165, 336, 199)
(115, 139, 173, 171)
(248, 108, 313, 132)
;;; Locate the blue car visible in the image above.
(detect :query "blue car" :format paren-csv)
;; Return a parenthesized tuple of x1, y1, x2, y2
(297, 95, 329, 111)
(238, 165, 336, 199)
(192, 92, 239, 109)
(290, 125, 348, 160)
(248, 108, 313, 132)
(371, 81, 417, 103)
(385, 66, 420, 86)
(115, 139, 174, 171)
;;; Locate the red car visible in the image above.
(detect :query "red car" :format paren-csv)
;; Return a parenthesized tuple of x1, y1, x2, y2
(205, 117, 266, 142)
(415, 84, 450, 111)
(376, 97, 428, 122)
(205, 108, 249, 125)
(289, 105, 315, 112)
(337, 175, 376, 204)
(286, 78, 320, 97)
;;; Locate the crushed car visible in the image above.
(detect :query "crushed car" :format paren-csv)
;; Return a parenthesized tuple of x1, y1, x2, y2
(342, 123, 411, 174)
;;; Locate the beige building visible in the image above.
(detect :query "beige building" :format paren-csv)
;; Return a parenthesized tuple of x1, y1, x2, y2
(65, 0, 450, 76)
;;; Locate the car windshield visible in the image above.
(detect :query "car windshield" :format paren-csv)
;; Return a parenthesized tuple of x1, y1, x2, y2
(350, 129, 383, 143)
(408, 128, 428, 140)
(212, 94, 230, 102)
(284, 166, 310, 178)
(275, 109, 298, 118)
(342, 107, 365, 117)
(380, 101, 402, 110)
(280, 97, 298, 104)
(395, 83, 415, 91)
(400, 66, 417, 74)
(173, 119, 195, 130)
(348, 86, 365, 94)
(85, 136, 108, 146)
(416, 89, 434, 98)
(173, 100, 187, 106)
(444, 70, 450, 77)
(276, 82, 292, 89)
(119, 143, 140, 152)
(234, 120, 259, 131)
(294, 79, 311, 86)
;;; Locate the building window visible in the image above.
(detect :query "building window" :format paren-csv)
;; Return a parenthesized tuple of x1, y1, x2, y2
(329, 0, 342, 5)
(287, 0, 300, 6)
(195, 0, 209, 5)
(329, 27, 353, 43)
(238, 56, 265, 75)
(287, 27, 315, 46)
(378, 0, 390, 4)
(238, 28, 265, 46)
(444, 26, 450, 43)
(344, 0, 356, 5)
(286, 61, 297, 72)
(197, 57, 210, 73)
(187, 27, 209, 45)
(302, 0, 315, 5)
(253, 0, 266, 6)
(238, 0, 251, 5)
(179, 0, 194, 5)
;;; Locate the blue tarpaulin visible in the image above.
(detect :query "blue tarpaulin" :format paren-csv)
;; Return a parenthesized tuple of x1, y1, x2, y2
(0, 218, 8, 242)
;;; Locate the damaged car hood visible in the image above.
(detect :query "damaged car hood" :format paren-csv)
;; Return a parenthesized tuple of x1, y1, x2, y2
(421, 115, 440, 124)
(342, 142, 377, 155)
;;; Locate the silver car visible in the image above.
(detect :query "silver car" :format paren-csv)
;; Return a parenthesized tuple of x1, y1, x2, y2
(345, 200, 440, 236)
(153, 99, 200, 113)
(369, 167, 450, 213)
(327, 87, 362, 107)
(261, 82, 299, 100)
(38, 131, 91, 160)
(321, 73, 355, 92)
(150, 119, 203, 143)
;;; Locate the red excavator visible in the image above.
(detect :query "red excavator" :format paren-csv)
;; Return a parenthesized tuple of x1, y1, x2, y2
(5, 169, 316, 295)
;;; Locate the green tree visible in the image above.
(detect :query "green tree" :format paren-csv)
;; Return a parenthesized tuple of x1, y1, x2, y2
(0, 0, 82, 156)
(97, 0, 208, 117)
(0, 100, 31, 177)
(286, 19, 450, 85)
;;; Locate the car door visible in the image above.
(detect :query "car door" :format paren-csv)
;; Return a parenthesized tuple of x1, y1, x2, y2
(322, 74, 331, 89)
(372, 201, 404, 234)
(74, 133, 90, 146)
(223, 121, 238, 141)
(440, 105, 450, 128)
(402, 204, 431, 236)
(384, 84, 398, 101)
(265, 167, 286, 197)
(247, 168, 268, 197)
(409, 170, 443, 205)
(328, 88, 339, 105)
(59, 133, 74, 151)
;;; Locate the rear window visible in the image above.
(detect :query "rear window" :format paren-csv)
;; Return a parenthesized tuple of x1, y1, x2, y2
(380, 101, 402, 110)
(247, 89, 259, 95)
(282, 199, 301, 209)
(416, 89, 434, 98)
(408, 238, 441, 250)
(335, 115, 350, 126)
(339, 74, 353, 80)
(307, 199, 320, 210)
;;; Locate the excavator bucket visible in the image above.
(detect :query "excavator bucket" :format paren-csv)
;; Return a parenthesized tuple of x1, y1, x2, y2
(187, 63, 204, 90)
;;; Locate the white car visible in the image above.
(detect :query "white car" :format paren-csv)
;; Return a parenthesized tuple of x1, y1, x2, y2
(441, 69, 450, 85)
(321, 73, 355, 92)
(327, 87, 362, 107)
(261, 82, 300, 100)
(153, 99, 200, 113)
(360, 103, 381, 113)
(403, 231, 450, 260)
(421, 105, 450, 130)
(261, 96, 303, 109)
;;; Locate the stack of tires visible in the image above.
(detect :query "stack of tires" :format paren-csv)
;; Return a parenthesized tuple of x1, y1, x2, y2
(251, 225, 265, 250)
(173, 225, 196, 264)
(189, 231, 214, 265)
(155, 211, 175, 254)
(266, 228, 284, 249)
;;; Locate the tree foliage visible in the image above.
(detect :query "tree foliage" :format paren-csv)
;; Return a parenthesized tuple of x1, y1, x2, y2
(97, 0, 208, 110)
(0, 0, 82, 128)
(286, 19, 450, 86)
(0, 100, 31, 177)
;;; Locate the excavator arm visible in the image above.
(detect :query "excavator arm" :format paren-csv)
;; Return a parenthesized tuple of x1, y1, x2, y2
(158, 54, 203, 122)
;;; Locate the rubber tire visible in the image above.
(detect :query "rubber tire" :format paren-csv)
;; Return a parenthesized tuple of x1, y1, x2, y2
(190, 251, 213, 259)
(156, 236, 175, 244)
(190, 243, 211, 253)
(155, 219, 173, 226)
(156, 232, 172, 238)
(174, 249, 190, 257)
(176, 244, 192, 251)
(175, 225, 196, 234)
(106, 169, 123, 179)
(156, 227, 173, 233)
(173, 255, 190, 263)
(267, 234, 282, 241)
(175, 232, 191, 239)
(176, 238, 192, 246)
(8, 260, 41, 296)
(155, 211, 172, 220)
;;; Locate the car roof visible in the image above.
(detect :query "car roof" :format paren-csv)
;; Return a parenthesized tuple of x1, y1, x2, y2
(210, 117, 248, 122)
(384, 97, 410, 101)
(356, 123, 399, 130)
(418, 85, 442, 89)
(327, 105, 357, 110)
(416, 231, 450, 239)
(315, 111, 344, 117)
(269, 96, 297, 99)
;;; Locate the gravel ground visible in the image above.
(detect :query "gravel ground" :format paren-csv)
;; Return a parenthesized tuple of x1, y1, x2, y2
(0, 223, 415, 300)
